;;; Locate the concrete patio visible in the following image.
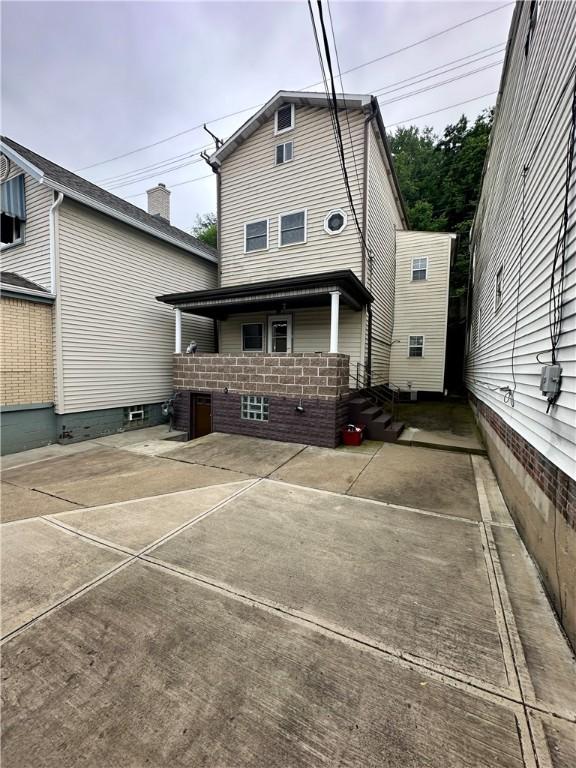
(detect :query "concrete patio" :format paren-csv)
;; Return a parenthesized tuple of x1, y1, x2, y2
(1, 430, 575, 767)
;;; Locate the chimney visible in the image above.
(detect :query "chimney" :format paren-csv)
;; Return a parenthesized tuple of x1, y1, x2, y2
(147, 183, 171, 221)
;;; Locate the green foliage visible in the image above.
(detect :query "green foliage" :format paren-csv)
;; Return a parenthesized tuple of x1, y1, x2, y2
(389, 109, 493, 297)
(191, 212, 217, 249)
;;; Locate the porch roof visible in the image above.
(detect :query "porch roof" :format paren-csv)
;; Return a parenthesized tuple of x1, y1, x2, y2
(156, 270, 373, 319)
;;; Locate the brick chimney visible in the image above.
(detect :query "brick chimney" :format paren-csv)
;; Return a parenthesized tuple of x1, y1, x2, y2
(147, 183, 171, 221)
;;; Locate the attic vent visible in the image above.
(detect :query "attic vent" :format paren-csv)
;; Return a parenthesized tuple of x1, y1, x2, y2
(275, 104, 294, 134)
(0, 154, 10, 182)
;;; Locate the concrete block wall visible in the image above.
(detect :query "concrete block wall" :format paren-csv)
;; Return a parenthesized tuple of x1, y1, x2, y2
(0, 297, 54, 406)
(174, 352, 350, 400)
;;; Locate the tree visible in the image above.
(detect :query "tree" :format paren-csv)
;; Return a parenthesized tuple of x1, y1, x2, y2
(191, 212, 217, 249)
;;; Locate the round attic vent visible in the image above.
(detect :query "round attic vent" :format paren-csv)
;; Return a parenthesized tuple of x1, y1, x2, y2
(0, 154, 10, 182)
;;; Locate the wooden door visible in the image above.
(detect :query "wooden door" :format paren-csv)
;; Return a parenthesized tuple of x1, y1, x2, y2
(193, 394, 212, 438)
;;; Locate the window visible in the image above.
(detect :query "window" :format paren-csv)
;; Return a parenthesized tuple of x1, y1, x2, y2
(495, 266, 503, 310)
(279, 210, 306, 246)
(275, 141, 293, 165)
(244, 219, 268, 252)
(412, 257, 428, 281)
(324, 209, 347, 235)
(1, 174, 26, 248)
(123, 404, 149, 424)
(242, 323, 264, 352)
(241, 395, 269, 421)
(409, 336, 424, 357)
(275, 104, 294, 134)
(268, 314, 292, 353)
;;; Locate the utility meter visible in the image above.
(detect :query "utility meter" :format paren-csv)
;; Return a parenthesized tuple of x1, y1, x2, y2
(540, 365, 562, 399)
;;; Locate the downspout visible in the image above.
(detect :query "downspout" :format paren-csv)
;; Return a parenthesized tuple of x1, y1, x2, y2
(363, 110, 375, 385)
(49, 191, 65, 413)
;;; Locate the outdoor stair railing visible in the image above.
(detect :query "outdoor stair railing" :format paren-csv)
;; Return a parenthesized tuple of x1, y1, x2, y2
(350, 362, 400, 423)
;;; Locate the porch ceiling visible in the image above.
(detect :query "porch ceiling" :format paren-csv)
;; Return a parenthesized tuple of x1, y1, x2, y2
(156, 270, 373, 319)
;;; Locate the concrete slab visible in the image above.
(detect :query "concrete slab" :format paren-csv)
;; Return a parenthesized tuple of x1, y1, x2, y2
(398, 427, 487, 455)
(150, 480, 507, 687)
(349, 444, 481, 520)
(0, 440, 99, 471)
(115, 439, 192, 457)
(335, 439, 384, 455)
(1, 560, 526, 768)
(92, 425, 186, 447)
(1, 482, 80, 523)
(270, 446, 372, 493)
(472, 455, 515, 525)
(396, 400, 485, 454)
(538, 713, 576, 768)
(49, 481, 253, 551)
(494, 526, 576, 714)
(167, 432, 306, 476)
(1, 519, 126, 637)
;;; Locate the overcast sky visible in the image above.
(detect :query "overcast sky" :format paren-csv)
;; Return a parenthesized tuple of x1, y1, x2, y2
(1, 0, 514, 231)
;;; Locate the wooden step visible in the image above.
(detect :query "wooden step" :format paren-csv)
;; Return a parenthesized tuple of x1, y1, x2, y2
(380, 421, 405, 443)
(364, 412, 392, 440)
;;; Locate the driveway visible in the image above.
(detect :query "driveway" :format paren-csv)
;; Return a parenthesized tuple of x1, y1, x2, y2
(1, 431, 575, 767)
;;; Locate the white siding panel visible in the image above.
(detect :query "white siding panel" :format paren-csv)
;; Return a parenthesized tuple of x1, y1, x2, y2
(58, 200, 216, 413)
(219, 105, 365, 286)
(1, 163, 52, 289)
(390, 231, 452, 392)
(466, 0, 576, 479)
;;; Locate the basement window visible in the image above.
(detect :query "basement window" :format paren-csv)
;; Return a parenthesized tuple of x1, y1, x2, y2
(123, 404, 149, 425)
(241, 395, 269, 421)
(412, 257, 428, 281)
(275, 104, 294, 134)
(409, 336, 424, 357)
(275, 141, 293, 165)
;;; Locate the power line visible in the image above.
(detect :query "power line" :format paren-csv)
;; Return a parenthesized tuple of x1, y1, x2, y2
(95, 143, 211, 184)
(105, 158, 204, 191)
(76, 3, 513, 173)
(386, 92, 497, 128)
(124, 173, 214, 198)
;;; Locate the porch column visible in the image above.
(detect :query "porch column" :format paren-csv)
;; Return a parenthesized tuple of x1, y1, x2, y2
(175, 308, 182, 353)
(329, 291, 340, 353)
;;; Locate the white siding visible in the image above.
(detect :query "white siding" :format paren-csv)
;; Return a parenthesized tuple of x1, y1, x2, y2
(57, 200, 217, 413)
(466, 1, 576, 480)
(219, 105, 365, 286)
(366, 122, 405, 381)
(389, 230, 452, 392)
(1, 162, 53, 289)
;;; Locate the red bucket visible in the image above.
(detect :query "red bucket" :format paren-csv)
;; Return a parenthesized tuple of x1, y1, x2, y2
(341, 423, 366, 446)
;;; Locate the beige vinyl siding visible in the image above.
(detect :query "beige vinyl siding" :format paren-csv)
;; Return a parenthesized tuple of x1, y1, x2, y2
(366, 122, 405, 381)
(57, 199, 216, 413)
(219, 105, 365, 286)
(1, 163, 53, 289)
(220, 307, 362, 370)
(389, 230, 452, 392)
(466, 0, 576, 480)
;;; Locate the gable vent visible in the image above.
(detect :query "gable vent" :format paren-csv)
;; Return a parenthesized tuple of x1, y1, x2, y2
(0, 154, 10, 182)
(276, 104, 294, 133)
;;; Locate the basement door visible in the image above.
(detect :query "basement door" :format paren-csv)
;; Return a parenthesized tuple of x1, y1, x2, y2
(191, 393, 212, 439)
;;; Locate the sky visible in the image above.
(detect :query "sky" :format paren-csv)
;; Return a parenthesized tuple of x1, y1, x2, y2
(1, 0, 515, 231)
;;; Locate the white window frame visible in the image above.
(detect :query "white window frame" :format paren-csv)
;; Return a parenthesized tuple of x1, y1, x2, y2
(274, 103, 295, 135)
(411, 256, 428, 281)
(241, 395, 269, 421)
(408, 335, 425, 358)
(275, 141, 294, 166)
(495, 265, 503, 311)
(0, 214, 25, 250)
(323, 208, 348, 235)
(244, 218, 269, 254)
(241, 322, 265, 352)
(278, 209, 307, 248)
(267, 314, 293, 353)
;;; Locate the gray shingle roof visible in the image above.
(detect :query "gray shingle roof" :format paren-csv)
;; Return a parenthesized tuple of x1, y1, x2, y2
(1, 271, 50, 292)
(1, 136, 218, 263)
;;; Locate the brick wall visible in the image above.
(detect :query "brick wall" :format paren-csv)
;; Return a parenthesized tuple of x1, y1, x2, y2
(0, 297, 54, 406)
(174, 352, 350, 400)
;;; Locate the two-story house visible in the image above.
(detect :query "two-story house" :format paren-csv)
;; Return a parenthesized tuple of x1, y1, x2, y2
(0, 137, 217, 454)
(158, 91, 455, 447)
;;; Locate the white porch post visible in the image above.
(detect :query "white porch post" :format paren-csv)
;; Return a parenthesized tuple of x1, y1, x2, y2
(175, 308, 182, 353)
(329, 291, 340, 353)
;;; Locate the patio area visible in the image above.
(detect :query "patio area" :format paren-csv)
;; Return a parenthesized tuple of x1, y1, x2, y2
(1, 429, 575, 767)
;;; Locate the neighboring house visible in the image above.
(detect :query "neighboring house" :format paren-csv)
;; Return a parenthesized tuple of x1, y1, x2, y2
(158, 91, 454, 446)
(465, 1, 576, 647)
(0, 137, 217, 453)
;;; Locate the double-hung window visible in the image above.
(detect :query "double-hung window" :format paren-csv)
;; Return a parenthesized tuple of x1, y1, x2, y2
(412, 257, 428, 281)
(1, 174, 26, 248)
(275, 141, 293, 165)
(244, 219, 268, 252)
(279, 210, 306, 246)
(409, 336, 424, 358)
(242, 323, 264, 352)
(275, 104, 294, 134)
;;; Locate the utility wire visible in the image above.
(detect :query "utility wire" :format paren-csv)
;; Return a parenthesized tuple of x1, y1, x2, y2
(76, 3, 512, 172)
(105, 158, 204, 190)
(95, 144, 211, 184)
(124, 173, 214, 198)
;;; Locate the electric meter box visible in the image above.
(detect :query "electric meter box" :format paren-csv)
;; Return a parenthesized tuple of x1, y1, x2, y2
(540, 365, 562, 398)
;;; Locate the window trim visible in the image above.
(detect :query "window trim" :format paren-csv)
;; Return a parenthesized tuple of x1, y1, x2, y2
(408, 335, 425, 358)
(495, 265, 503, 312)
(278, 209, 307, 248)
(241, 322, 265, 352)
(267, 313, 293, 353)
(411, 256, 429, 282)
(0, 214, 25, 250)
(275, 140, 294, 166)
(274, 103, 295, 135)
(241, 395, 269, 421)
(323, 208, 348, 235)
(243, 218, 269, 254)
